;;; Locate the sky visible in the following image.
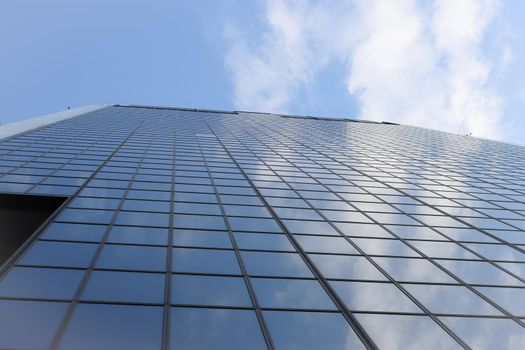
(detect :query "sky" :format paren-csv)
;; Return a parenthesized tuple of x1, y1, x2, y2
(1, 0, 525, 145)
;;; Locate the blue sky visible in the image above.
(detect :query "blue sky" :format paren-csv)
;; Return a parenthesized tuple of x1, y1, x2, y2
(1, 0, 524, 144)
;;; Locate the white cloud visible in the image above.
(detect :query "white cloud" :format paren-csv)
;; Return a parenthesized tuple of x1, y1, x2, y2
(224, 0, 356, 113)
(224, 0, 509, 141)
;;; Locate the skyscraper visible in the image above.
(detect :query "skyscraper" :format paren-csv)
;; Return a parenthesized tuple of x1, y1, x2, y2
(0, 105, 524, 349)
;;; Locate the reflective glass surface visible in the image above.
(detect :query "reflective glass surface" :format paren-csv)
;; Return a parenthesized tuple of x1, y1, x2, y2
(403, 284, 502, 315)
(436, 260, 523, 286)
(251, 278, 335, 309)
(0, 300, 68, 349)
(81, 270, 165, 303)
(295, 235, 358, 254)
(42, 222, 106, 242)
(19, 241, 97, 268)
(171, 274, 251, 307)
(2, 106, 525, 348)
(310, 254, 387, 280)
(241, 251, 313, 277)
(476, 286, 525, 316)
(264, 310, 365, 350)
(331, 281, 420, 312)
(351, 238, 420, 257)
(440, 317, 525, 350)
(170, 308, 266, 350)
(107, 226, 168, 246)
(0, 267, 83, 299)
(373, 257, 456, 283)
(172, 248, 241, 275)
(97, 245, 167, 272)
(172, 229, 231, 249)
(59, 304, 163, 350)
(356, 314, 461, 349)
(234, 232, 294, 251)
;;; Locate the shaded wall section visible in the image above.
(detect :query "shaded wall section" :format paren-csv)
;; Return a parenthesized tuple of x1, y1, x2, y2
(0, 193, 66, 266)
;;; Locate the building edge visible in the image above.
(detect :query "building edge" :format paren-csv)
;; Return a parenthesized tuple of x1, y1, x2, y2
(0, 105, 112, 142)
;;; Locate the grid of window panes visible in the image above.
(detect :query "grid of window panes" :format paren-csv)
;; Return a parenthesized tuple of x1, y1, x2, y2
(0, 105, 525, 349)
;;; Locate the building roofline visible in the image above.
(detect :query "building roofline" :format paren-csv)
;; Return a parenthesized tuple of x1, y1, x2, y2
(114, 104, 398, 126)
(0, 105, 111, 142)
(116, 104, 525, 148)
(6, 104, 522, 148)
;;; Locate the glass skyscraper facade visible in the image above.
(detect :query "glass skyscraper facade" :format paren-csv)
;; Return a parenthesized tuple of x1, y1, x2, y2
(0, 105, 525, 349)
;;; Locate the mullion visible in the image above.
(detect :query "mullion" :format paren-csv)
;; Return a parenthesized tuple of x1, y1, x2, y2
(161, 113, 176, 350)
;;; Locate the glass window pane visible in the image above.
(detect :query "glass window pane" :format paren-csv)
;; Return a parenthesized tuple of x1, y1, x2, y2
(56, 208, 114, 225)
(115, 211, 169, 227)
(42, 223, 106, 242)
(283, 220, 338, 236)
(229, 217, 282, 233)
(241, 251, 313, 278)
(489, 230, 525, 244)
(19, 241, 97, 268)
(412, 215, 466, 228)
(171, 275, 251, 307)
(107, 226, 168, 246)
(356, 314, 461, 349)
(175, 192, 217, 203)
(274, 207, 323, 220)
(461, 217, 513, 230)
(97, 245, 167, 272)
(463, 243, 525, 261)
(351, 238, 419, 257)
(385, 225, 445, 240)
(437, 260, 523, 286)
(224, 205, 272, 218)
(69, 197, 121, 210)
(320, 210, 372, 223)
(122, 200, 170, 213)
(355, 202, 398, 213)
(251, 278, 335, 309)
(0, 300, 68, 349)
(173, 202, 222, 215)
(82, 271, 165, 303)
(172, 248, 240, 275)
(310, 254, 387, 280)
(409, 241, 479, 259)
(234, 232, 294, 251)
(170, 308, 266, 350)
(266, 197, 309, 208)
(497, 262, 525, 279)
(335, 223, 393, 238)
(331, 281, 420, 312)
(368, 213, 422, 226)
(295, 235, 358, 254)
(308, 200, 353, 211)
(59, 304, 163, 350)
(220, 195, 263, 206)
(172, 229, 232, 249)
(173, 214, 226, 230)
(264, 310, 365, 350)
(476, 287, 525, 317)
(0, 267, 83, 299)
(439, 317, 525, 350)
(436, 228, 496, 243)
(373, 257, 455, 283)
(404, 284, 502, 315)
